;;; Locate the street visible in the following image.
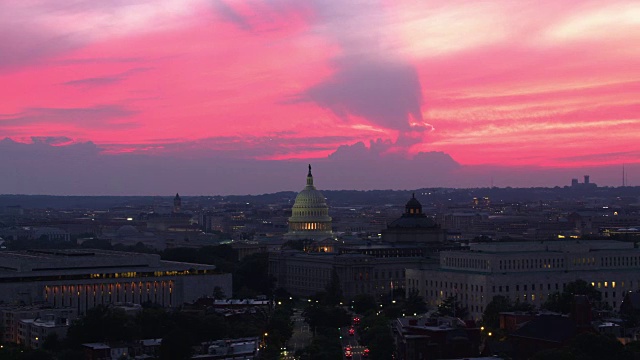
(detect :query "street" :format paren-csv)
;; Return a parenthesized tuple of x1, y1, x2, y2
(282, 309, 312, 360)
(340, 325, 367, 360)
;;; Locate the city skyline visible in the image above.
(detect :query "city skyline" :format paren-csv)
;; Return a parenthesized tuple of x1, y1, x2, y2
(1, 0, 639, 195)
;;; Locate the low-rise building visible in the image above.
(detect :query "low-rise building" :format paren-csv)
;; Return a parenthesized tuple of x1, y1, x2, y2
(0, 306, 77, 346)
(406, 240, 640, 320)
(393, 316, 481, 360)
(0, 249, 232, 313)
(269, 250, 425, 300)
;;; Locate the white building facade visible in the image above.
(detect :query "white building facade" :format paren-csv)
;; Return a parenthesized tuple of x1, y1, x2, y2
(406, 241, 640, 320)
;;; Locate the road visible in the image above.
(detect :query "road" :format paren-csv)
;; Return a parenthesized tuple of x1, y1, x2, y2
(282, 308, 312, 360)
(340, 326, 367, 360)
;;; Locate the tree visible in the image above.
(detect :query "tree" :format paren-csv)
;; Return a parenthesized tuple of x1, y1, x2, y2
(542, 279, 602, 314)
(482, 295, 511, 329)
(404, 290, 428, 315)
(41, 333, 61, 352)
(569, 332, 631, 360)
(135, 307, 172, 339)
(530, 348, 577, 360)
(298, 327, 343, 360)
(437, 295, 468, 319)
(213, 286, 226, 300)
(234, 252, 275, 296)
(160, 329, 193, 360)
(352, 294, 377, 315)
(303, 303, 351, 331)
(322, 268, 343, 306)
(66, 305, 137, 346)
(482, 295, 534, 329)
(359, 315, 395, 360)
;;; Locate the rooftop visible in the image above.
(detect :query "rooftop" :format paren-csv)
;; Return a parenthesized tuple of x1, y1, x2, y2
(467, 240, 635, 254)
(0, 249, 216, 277)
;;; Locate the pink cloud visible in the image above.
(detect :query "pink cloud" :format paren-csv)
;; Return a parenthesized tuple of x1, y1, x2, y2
(0, 0, 638, 193)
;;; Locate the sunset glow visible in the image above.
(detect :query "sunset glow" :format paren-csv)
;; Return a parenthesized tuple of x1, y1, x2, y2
(1, 0, 639, 194)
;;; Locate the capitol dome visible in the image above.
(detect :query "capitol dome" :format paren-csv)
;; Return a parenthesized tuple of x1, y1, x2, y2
(285, 165, 333, 240)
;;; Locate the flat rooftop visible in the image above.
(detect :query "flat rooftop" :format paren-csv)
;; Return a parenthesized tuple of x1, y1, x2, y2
(0, 249, 216, 277)
(467, 240, 635, 254)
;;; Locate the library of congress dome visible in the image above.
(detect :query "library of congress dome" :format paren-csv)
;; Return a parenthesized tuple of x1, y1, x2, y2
(285, 165, 333, 240)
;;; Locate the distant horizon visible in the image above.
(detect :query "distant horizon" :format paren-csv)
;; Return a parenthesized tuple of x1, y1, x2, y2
(0, 161, 637, 198)
(2, 183, 640, 198)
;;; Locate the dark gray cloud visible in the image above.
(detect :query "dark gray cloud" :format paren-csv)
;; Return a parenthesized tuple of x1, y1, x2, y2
(0, 105, 138, 129)
(0, 138, 636, 195)
(303, 60, 424, 132)
(212, 0, 428, 135)
(30, 136, 74, 145)
(211, 0, 309, 33)
(99, 134, 355, 159)
(212, 0, 252, 31)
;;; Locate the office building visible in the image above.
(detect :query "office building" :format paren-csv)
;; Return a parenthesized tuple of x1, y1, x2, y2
(406, 241, 640, 320)
(0, 249, 232, 313)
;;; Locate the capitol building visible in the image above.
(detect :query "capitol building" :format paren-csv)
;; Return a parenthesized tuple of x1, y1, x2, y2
(284, 165, 333, 240)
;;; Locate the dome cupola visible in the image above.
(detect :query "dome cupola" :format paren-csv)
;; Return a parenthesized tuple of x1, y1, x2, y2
(405, 193, 422, 215)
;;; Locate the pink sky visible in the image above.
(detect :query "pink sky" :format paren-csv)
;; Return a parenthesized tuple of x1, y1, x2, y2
(1, 0, 639, 194)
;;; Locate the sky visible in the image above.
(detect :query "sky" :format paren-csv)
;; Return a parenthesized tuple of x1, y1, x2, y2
(1, 0, 639, 195)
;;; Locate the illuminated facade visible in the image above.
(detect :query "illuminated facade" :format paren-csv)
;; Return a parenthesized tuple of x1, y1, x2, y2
(285, 165, 333, 240)
(0, 249, 232, 314)
(406, 241, 640, 320)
